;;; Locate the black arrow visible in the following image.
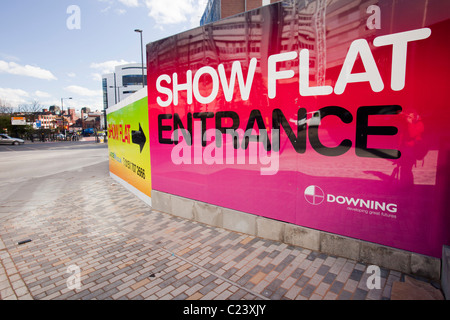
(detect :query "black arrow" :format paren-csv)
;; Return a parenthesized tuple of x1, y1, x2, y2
(132, 123, 146, 153)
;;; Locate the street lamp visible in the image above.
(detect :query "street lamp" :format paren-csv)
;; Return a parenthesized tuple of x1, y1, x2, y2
(61, 97, 72, 138)
(134, 29, 145, 88)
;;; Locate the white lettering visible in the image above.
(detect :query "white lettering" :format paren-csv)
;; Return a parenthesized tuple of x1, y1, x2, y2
(155, 28, 431, 106)
(366, 265, 381, 289)
(258, 130, 280, 176)
(268, 51, 297, 99)
(226, 129, 246, 165)
(360, 199, 370, 209)
(366, 5, 381, 30)
(156, 74, 172, 107)
(193, 121, 202, 164)
(184, 304, 217, 317)
(328, 193, 398, 215)
(299, 49, 333, 96)
(171, 129, 191, 164)
(203, 128, 223, 165)
(193, 66, 219, 104)
(170, 126, 279, 175)
(336, 196, 346, 204)
(173, 71, 193, 106)
(373, 28, 431, 91)
(66, 265, 81, 290)
(335, 39, 384, 94)
(374, 201, 386, 211)
(345, 197, 360, 206)
(218, 58, 257, 101)
(66, 5, 81, 30)
(386, 203, 397, 213)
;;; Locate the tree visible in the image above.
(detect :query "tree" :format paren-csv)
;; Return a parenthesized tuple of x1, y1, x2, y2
(18, 100, 43, 113)
(0, 115, 13, 134)
(0, 99, 14, 115)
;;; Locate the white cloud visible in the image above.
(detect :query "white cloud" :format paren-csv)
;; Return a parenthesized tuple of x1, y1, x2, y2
(90, 59, 135, 74)
(145, 0, 206, 26)
(0, 60, 57, 80)
(34, 90, 52, 99)
(91, 73, 103, 82)
(67, 72, 76, 78)
(72, 96, 104, 112)
(0, 88, 30, 106)
(99, 0, 139, 14)
(118, 0, 140, 7)
(65, 85, 102, 97)
(97, 0, 206, 25)
(100, 6, 112, 13)
(0, 53, 20, 62)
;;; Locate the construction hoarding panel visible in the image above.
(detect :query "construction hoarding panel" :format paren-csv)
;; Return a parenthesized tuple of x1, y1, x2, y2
(107, 88, 151, 205)
(146, 0, 450, 258)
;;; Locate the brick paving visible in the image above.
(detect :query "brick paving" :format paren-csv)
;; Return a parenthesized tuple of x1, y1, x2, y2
(0, 172, 404, 300)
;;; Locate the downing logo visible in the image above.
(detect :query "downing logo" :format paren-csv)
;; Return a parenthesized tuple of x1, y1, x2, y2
(304, 185, 325, 205)
(303, 185, 398, 214)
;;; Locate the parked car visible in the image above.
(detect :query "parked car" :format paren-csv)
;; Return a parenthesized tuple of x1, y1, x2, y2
(0, 134, 25, 145)
(55, 134, 66, 141)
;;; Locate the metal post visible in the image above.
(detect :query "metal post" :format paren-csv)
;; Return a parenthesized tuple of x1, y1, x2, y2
(61, 97, 72, 138)
(114, 73, 117, 104)
(61, 98, 64, 137)
(140, 32, 145, 87)
(61, 97, 72, 139)
(135, 29, 145, 87)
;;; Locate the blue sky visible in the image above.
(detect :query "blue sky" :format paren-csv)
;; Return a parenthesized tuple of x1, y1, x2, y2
(0, 0, 207, 112)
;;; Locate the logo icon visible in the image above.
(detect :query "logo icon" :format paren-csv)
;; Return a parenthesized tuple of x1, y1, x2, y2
(304, 185, 325, 205)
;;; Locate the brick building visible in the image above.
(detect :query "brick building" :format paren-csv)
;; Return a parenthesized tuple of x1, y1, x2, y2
(201, 0, 282, 25)
(36, 110, 57, 129)
(36, 107, 79, 131)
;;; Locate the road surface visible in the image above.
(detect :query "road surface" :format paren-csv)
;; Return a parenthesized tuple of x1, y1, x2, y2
(0, 141, 109, 220)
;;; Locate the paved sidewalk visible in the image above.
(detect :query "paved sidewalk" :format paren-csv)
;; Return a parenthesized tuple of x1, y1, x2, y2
(0, 164, 407, 300)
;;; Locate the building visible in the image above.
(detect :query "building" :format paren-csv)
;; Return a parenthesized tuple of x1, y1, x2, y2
(82, 112, 103, 130)
(36, 111, 57, 129)
(194, 0, 382, 93)
(102, 63, 147, 110)
(36, 107, 79, 131)
(49, 105, 61, 115)
(74, 108, 105, 132)
(200, 0, 280, 25)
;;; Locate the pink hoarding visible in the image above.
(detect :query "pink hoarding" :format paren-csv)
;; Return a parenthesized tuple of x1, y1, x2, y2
(147, 0, 450, 258)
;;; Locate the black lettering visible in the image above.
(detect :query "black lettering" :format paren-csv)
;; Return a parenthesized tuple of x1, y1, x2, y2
(242, 109, 271, 151)
(193, 112, 214, 147)
(215, 111, 240, 148)
(158, 114, 173, 144)
(308, 106, 353, 156)
(272, 108, 307, 153)
(173, 113, 192, 145)
(355, 105, 401, 159)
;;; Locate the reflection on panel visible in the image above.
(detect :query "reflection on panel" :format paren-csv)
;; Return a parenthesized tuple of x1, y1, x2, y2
(147, 0, 450, 258)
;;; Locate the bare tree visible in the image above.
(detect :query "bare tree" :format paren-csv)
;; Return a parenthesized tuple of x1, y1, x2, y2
(18, 100, 43, 113)
(0, 99, 14, 115)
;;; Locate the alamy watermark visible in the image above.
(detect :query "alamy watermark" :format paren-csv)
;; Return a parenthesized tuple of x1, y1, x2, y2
(366, 265, 381, 290)
(66, 264, 81, 290)
(170, 123, 280, 175)
(366, 5, 381, 30)
(66, 5, 81, 30)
